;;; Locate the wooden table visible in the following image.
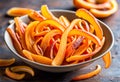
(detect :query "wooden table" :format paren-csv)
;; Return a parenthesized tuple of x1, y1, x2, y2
(0, 0, 120, 82)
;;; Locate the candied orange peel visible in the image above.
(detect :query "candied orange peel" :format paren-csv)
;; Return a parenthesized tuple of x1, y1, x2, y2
(0, 58, 15, 66)
(72, 65, 101, 80)
(7, 7, 34, 16)
(5, 67, 25, 80)
(73, 0, 118, 18)
(10, 65, 34, 76)
(5, 4, 113, 81)
(0, 57, 34, 80)
(7, 5, 105, 66)
(90, 0, 118, 18)
(5, 65, 34, 80)
(102, 51, 112, 68)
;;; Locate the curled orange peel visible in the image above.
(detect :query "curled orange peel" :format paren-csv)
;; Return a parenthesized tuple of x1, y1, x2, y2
(90, 0, 118, 18)
(102, 51, 112, 68)
(35, 19, 65, 33)
(10, 66, 34, 76)
(68, 29, 102, 46)
(72, 65, 101, 80)
(73, 0, 118, 18)
(41, 5, 59, 21)
(73, 0, 111, 9)
(76, 9, 103, 40)
(5, 67, 25, 80)
(0, 58, 15, 66)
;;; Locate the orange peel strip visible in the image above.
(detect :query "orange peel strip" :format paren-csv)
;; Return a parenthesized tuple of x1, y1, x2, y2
(10, 66, 34, 76)
(7, 7, 33, 16)
(68, 29, 101, 46)
(23, 50, 52, 65)
(25, 21, 39, 52)
(40, 30, 61, 52)
(90, 0, 118, 18)
(28, 11, 45, 21)
(66, 49, 96, 62)
(72, 65, 101, 80)
(52, 19, 81, 66)
(59, 15, 70, 27)
(102, 51, 112, 68)
(22, 50, 34, 61)
(6, 28, 23, 55)
(76, 9, 103, 40)
(35, 19, 65, 33)
(41, 5, 59, 21)
(5, 67, 25, 80)
(14, 17, 27, 49)
(0, 58, 15, 66)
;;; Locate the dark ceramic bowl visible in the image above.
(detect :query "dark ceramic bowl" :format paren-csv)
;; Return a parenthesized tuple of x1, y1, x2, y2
(4, 10, 114, 72)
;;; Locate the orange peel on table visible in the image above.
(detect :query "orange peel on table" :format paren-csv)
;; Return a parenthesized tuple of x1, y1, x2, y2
(102, 51, 112, 68)
(73, 0, 111, 9)
(90, 0, 118, 18)
(0, 58, 15, 66)
(72, 65, 102, 80)
(5, 65, 35, 80)
(7, 7, 34, 17)
(73, 0, 118, 18)
(10, 65, 35, 76)
(5, 67, 25, 80)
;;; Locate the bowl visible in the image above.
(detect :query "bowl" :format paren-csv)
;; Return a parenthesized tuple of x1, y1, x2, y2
(4, 10, 114, 73)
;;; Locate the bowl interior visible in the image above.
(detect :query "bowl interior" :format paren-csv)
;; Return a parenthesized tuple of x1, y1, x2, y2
(4, 10, 114, 72)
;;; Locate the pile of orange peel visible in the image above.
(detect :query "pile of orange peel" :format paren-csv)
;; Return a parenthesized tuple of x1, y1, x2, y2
(2, 5, 112, 80)
(73, 0, 118, 18)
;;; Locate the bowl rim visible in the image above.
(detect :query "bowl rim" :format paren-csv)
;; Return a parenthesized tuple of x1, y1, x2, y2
(4, 9, 114, 68)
